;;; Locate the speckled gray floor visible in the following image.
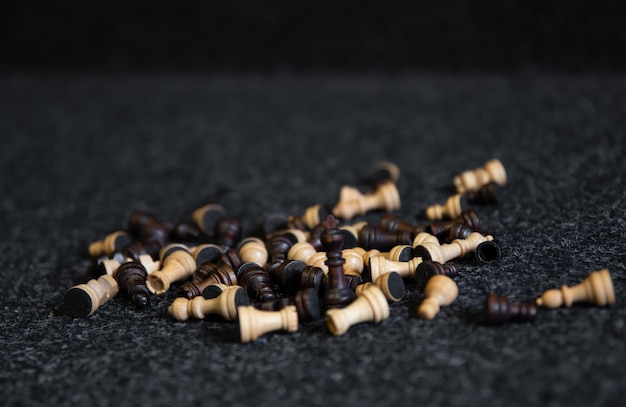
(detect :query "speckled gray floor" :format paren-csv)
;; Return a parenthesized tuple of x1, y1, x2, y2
(1, 75, 625, 406)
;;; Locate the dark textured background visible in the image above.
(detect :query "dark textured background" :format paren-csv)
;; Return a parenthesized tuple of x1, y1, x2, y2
(2, 1, 626, 406)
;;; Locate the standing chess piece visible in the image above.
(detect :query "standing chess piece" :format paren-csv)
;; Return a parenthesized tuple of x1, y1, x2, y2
(168, 286, 249, 321)
(63, 274, 119, 317)
(88, 230, 132, 258)
(453, 159, 507, 195)
(417, 275, 458, 320)
(320, 215, 356, 309)
(325, 284, 389, 336)
(332, 181, 400, 220)
(536, 269, 615, 308)
(486, 293, 537, 324)
(146, 244, 196, 295)
(238, 305, 299, 342)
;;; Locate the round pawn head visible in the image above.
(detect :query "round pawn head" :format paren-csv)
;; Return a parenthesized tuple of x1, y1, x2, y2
(194, 244, 223, 266)
(377, 271, 405, 302)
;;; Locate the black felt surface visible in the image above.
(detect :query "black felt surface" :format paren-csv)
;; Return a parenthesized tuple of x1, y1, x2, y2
(1, 75, 625, 406)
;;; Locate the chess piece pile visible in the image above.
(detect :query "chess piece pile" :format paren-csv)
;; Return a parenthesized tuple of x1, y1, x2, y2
(63, 159, 616, 341)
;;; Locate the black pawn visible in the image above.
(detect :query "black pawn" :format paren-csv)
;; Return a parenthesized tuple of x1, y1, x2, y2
(116, 262, 150, 308)
(486, 293, 537, 324)
(415, 261, 459, 290)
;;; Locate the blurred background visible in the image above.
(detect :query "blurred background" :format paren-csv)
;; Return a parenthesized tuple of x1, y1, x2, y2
(3, 0, 626, 74)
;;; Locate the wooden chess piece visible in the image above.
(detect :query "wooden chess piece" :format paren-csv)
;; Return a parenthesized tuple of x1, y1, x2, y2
(287, 241, 318, 263)
(270, 260, 306, 295)
(169, 222, 201, 241)
(146, 244, 196, 295)
(178, 261, 238, 299)
(413, 232, 494, 264)
(307, 249, 364, 276)
(193, 243, 223, 266)
(192, 203, 226, 238)
(202, 283, 230, 299)
(486, 293, 537, 324)
(257, 298, 292, 312)
(292, 288, 322, 321)
(368, 256, 423, 282)
(417, 275, 458, 320)
(379, 214, 428, 238)
(298, 204, 331, 230)
(63, 274, 119, 318)
(88, 230, 132, 258)
(325, 284, 389, 336)
(425, 194, 465, 221)
(237, 262, 277, 303)
(354, 244, 413, 265)
(237, 237, 268, 266)
(320, 215, 356, 309)
(453, 159, 507, 195)
(474, 240, 501, 263)
(96, 254, 159, 278)
(415, 261, 459, 290)
(265, 231, 301, 276)
(535, 268, 615, 308)
(465, 183, 498, 205)
(122, 239, 163, 263)
(238, 305, 299, 342)
(355, 271, 405, 302)
(169, 286, 249, 321)
(332, 181, 400, 220)
(299, 265, 325, 292)
(426, 208, 481, 242)
(116, 261, 150, 308)
(368, 161, 400, 186)
(358, 225, 412, 251)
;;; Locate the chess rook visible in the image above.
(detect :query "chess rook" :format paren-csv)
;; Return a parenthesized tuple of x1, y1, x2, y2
(453, 159, 507, 195)
(536, 268, 615, 308)
(238, 305, 299, 342)
(325, 284, 390, 336)
(63, 274, 119, 318)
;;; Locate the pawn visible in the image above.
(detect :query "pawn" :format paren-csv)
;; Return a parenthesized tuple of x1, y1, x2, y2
(270, 260, 307, 295)
(486, 293, 537, 324)
(358, 225, 412, 251)
(168, 286, 249, 322)
(88, 230, 132, 258)
(413, 232, 494, 264)
(146, 244, 196, 295)
(426, 208, 481, 242)
(368, 256, 423, 282)
(237, 262, 277, 303)
(287, 241, 318, 263)
(178, 261, 238, 299)
(238, 305, 299, 342)
(298, 204, 331, 231)
(465, 183, 498, 205)
(355, 271, 405, 303)
(299, 265, 325, 292)
(237, 237, 268, 266)
(325, 284, 390, 336)
(116, 261, 150, 308)
(332, 181, 401, 220)
(355, 245, 413, 265)
(425, 194, 465, 221)
(536, 268, 615, 309)
(63, 274, 119, 318)
(379, 214, 428, 238)
(417, 275, 458, 320)
(453, 158, 507, 195)
(415, 261, 459, 290)
(192, 203, 226, 238)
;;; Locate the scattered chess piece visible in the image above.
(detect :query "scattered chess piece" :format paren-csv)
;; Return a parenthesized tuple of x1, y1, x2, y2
(474, 240, 501, 263)
(169, 222, 201, 241)
(366, 161, 400, 186)
(358, 225, 412, 251)
(453, 159, 507, 195)
(293, 204, 331, 231)
(425, 194, 465, 221)
(320, 215, 356, 309)
(287, 241, 318, 263)
(292, 288, 322, 321)
(237, 262, 277, 303)
(238, 305, 299, 342)
(127, 210, 171, 243)
(95, 254, 159, 278)
(299, 265, 325, 292)
(193, 243, 223, 266)
(306, 249, 364, 276)
(169, 286, 250, 321)
(464, 183, 498, 205)
(146, 244, 196, 295)
(413, 232, 494, 264)
(417, 275, 458, 320)
(122, 239, 164, 262)
(355, 271, 405, 302)
(379, 214, 428, 238)
(415, 261, 459, 290)
(237, 237, 268, 266)
(88, 230, 132, 258)
(265, 232, 301, 276)
(178, 261, 238, 299)
(368, 256, 423, 282)
(270, 260, 307, 295)
(192, 203, 226, 238)
(426, 208, 481, 241)
(536, 269, 615, 309)
(325, 284, 389, 336)
(412, 232, 440, 248)
(486, 293, 537, 324)
(116, 261, 151, 308)
(332, 181, 400, 220)
(257, 298, 291, 312)
(63, 274, 119, 318)
(202, 283, 230, 299)
(354, 245, 413, 266)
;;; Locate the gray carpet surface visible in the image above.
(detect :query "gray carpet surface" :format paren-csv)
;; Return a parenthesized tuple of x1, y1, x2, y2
(1, 74, 625, 406)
